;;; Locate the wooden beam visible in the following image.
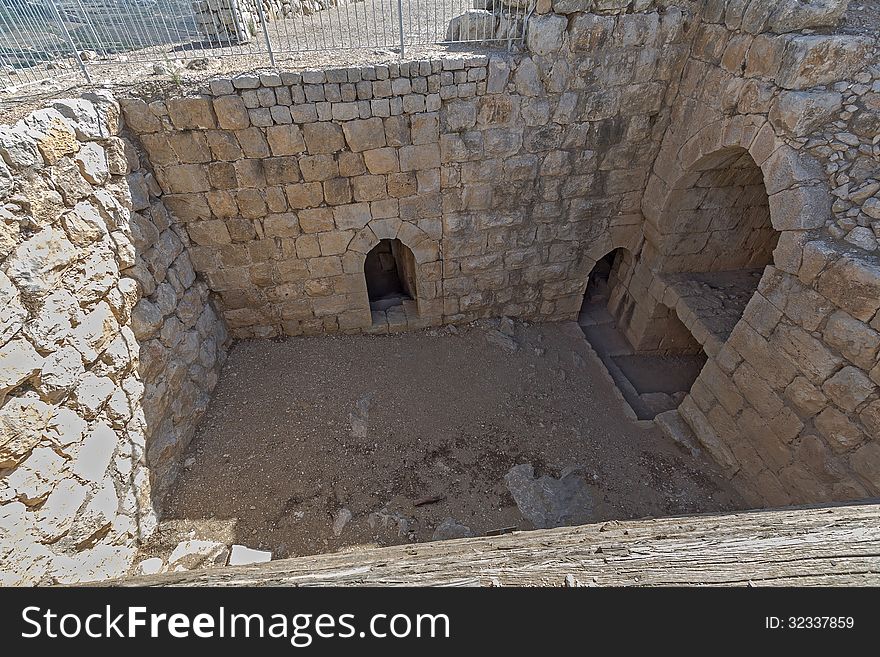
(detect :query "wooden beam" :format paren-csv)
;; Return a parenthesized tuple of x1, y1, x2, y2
(113, 503, 880, 587)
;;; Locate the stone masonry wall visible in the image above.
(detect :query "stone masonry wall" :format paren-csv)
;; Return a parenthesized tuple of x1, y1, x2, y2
(0, 95, 228, 585)
(609, 0, 880, 505)
(120, 3, 691, 338)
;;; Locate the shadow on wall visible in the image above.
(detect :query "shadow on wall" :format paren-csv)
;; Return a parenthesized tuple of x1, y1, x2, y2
(0, 95, 228, 585)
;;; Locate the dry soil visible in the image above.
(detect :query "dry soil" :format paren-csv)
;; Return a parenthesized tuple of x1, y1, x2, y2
(157, 320, 744, 560)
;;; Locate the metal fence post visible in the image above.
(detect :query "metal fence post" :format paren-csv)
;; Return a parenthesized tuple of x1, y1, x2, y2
(396, 0, 405, 59)
(253, 0, 276, 68)
(49, 0, 91, 84)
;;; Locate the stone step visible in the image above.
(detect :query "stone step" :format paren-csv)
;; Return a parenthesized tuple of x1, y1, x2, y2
(655, 410, 702, 458)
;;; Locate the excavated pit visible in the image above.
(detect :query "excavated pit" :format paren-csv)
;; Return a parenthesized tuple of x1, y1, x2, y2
(143, 321, 744, 563)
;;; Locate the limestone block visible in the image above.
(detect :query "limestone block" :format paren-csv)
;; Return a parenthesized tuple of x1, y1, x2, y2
(285, 182, 324, 209)
(486, 57, 510, 94)
(0, 398, 54, 468)
(207, 161, 236, 189)
(36, 479, 88, 542)
(318, 230, 354, 256)
(773, 323, 843, 383)
(814, 406, 864, 453)
(40, 346, 85, 399)
(234, 159, 266, 188)
(263, 213, 300, 238)
(74, 142, 109, 185)
(167, 97, 216, 130)
(4, 446, 67, 505)
(526, 13, 568, 56)
(821, 367, 876, 413)
(817, 255, 880, 322)
(320, 177, 349, 206)
(129, 298, 164, 344)
(0, 338, 43, 404)
(769, 90, 842, 136)
(62, 201, 108, 247)
(823, 311, 880, 371)
(71, 372, 115, 418)
(363, 147, 400, 174)
(341, 118, 386, 153)
(850, 442, 880, 493)
(299, 154, 339, 182)
(51, 98, 106, 142)
(784, 376, 827, 417)
(767, 185, 829, 230)
(302, 122, 345, 155)
(160, 164, 210, 194)
(0, 124, 43, 168)
(777, 35, 873, 90)
(769, 0, 849, 34)
(333, 203, 372, 231)
(22, 108, 80, 164)
(235, 127, 270, 158)
(168, 131, 211, 164)
(206, 130, 242, 161)
(119, 98, 162, 134)
(50, 156, 93, 205)
(399, 143, 441, 172)
(0, 270, 26, 344)
(81, 90, 120, 137)
(3, 226, 79, 295)
(266, 125, 306, 156)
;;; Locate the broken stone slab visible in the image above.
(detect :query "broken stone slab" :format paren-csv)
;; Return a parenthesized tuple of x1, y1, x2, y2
(135, 557, 163, 576)
(655, 409, 702, 458)
(504, 463, 594, 530)
(332, 508, 353, 537)
(431, 518, 475, 541)
(167, 539, 229, 571)
(486, 328, 518, 352)
(228, 544, 272, 566)
(349, 393, 371, 439)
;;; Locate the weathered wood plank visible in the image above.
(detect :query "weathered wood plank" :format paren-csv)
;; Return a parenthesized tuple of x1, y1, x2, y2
(112, 504, 880, 587)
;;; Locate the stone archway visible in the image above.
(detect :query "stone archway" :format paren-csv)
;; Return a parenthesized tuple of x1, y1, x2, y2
(621, 116, 829, 359)
(344, 220, 442, 333)
(624, 146, 781, 357)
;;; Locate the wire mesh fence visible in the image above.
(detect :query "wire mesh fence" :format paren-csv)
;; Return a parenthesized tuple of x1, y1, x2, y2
(0, 0, 530, 95)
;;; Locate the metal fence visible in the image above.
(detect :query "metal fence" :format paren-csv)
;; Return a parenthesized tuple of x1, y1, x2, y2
(0, 0, 530, 93)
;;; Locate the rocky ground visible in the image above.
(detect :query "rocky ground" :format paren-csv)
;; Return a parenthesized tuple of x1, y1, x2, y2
(135, 319, 744, 574)
(6, 0, 876, 125)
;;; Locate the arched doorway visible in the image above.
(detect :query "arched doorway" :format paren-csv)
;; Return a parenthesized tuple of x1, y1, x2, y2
(578, 247, 707, 420)
(595, 147, 780, 419)
(364, 238, 419, 327)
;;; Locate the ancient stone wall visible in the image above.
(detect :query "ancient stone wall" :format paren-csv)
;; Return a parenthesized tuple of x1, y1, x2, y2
(607, 0, 880, 505)
(121, 4, 691, 337)
(0, 96, 228, 585)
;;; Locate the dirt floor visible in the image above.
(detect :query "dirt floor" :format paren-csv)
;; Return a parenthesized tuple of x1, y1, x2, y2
(154, 320, 744, 561)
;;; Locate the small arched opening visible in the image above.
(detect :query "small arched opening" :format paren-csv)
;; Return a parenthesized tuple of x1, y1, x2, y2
(364, 238, 419, 327)
(578, 247, 707, 420)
